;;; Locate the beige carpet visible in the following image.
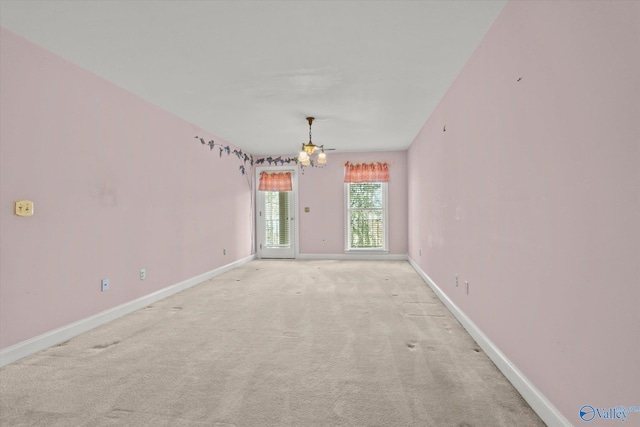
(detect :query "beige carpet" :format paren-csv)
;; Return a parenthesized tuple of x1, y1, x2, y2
(0, 260, 544, 426)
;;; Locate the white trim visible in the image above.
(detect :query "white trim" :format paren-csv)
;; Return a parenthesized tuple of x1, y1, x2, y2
(0, 255, 256, 367)
(407, 257, 571, 427)
(297, 253, 408, 261)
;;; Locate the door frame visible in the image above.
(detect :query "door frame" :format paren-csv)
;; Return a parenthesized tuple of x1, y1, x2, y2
(255, 166, 299, 259)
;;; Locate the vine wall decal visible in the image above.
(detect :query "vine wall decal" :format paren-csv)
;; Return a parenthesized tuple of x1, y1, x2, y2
(195, 136, 324, 176)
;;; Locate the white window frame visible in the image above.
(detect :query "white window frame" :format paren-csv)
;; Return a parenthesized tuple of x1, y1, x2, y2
(344, 182, 389, 253)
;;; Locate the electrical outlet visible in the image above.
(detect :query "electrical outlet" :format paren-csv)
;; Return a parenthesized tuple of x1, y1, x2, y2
(223, 248, 227, 255)
(140, 269, 146, 280)
(101, 278, 110, 292)
(465, 281, 469, 295)
(419, 248, 422, 256)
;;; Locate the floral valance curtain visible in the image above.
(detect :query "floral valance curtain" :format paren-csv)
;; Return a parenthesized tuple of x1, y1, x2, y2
(258, 171, 292, 191)
(344, 161, 390, 183)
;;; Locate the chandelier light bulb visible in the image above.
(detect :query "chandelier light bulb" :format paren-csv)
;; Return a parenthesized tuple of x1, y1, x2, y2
(317, 150, 327, 164)
(298, 150, 308, 161)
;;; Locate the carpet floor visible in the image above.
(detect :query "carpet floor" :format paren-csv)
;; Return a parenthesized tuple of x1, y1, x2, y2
(0, 260, 545, 426)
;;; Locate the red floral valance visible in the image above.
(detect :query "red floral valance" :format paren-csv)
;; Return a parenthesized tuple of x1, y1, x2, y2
(258, 171, 292, 191)
(344, 162, 389, 183)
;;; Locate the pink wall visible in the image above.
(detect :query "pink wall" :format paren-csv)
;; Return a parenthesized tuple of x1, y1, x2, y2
(297, 151, 407, 255)
(407, 1, 639, 425)
(0, 29, 253, 350)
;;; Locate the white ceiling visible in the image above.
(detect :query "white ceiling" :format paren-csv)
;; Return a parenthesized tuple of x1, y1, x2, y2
(0, 0, 506, 155)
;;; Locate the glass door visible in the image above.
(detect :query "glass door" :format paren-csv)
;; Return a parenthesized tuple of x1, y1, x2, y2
(257, 169, 296, 258)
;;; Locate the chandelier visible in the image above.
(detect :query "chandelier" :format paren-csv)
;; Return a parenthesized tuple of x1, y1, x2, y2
(298, 117, 326, 166)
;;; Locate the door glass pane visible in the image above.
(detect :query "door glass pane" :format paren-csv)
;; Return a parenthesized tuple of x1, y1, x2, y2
(265, 191, 290, 248)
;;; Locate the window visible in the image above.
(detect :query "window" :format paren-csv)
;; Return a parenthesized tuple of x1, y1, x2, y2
(264, 191, 290, 248)
(345, 182, 388, 251)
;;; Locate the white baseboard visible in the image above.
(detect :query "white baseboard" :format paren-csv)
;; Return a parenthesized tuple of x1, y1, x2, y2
(296, 253, 409, 261)
(0, 255, 256, 367)
(407, 257, 571, 427)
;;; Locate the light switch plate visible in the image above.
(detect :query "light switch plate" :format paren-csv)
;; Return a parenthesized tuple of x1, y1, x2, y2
(15, 200, 34, 216)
